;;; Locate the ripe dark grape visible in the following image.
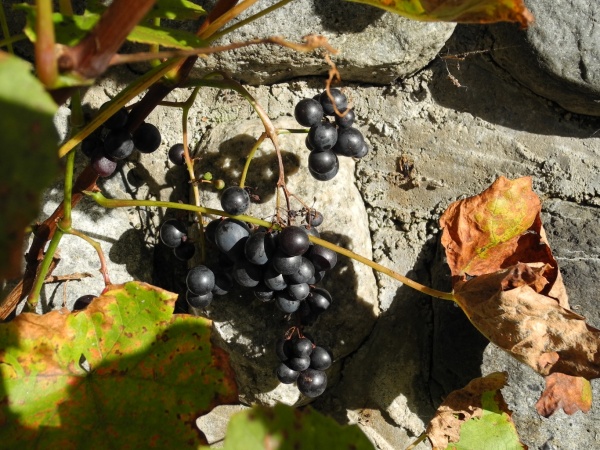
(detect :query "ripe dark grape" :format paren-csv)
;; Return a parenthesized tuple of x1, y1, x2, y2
(294, 98, 324, 127)
(276, 363, 300, 384)
(253, 284, 274, 302)
(104, 129, 134, 160)
(186, 265, 215, 296)
(307, 245, 337, 272)
(286, 257, 315, 284)
(213, 272, 234, 296)
(264, 265, 288, 291)
(133, 122, 162, 153)
(335, 108, 355, 128)
(303, 225, 320, 239)
(91, 153, 117, 177)
(204, 219, 220, 244)
(308, 150, 339, 181)
(297, 368, 327, 397)
(101, 104, 129, 130)
(291, 337, 313, 357)
(287, 283, 310, 300)
(214, 219, 251, 261)
(220, 186, 250, 216)
(278, 226, 310, 257)
(73, 294, 95, 311)
(186, 290, 213, 308)
(245, 231, 276, 265)
(307, 288, 332, 313)
(333, 127, 365, 157)
(173, 241, 195, 261)
(287, 356, 311, 372)
(308, 123, 338, 151)
(81, 135, 103, 158)
(305, 135, 314, 151)
(168, 143, 185, 166)
(272, 251, 302, 275)
(232, 260, 263, 288)
(306, 210, 324, 227)
(310, 346, 332, 370)
(160, 219, 187, 248)
(275, 291, 301, 313)
(276, 338, 292, 361)
(354, 142, 369, 158)
(319, 88, 347, 116)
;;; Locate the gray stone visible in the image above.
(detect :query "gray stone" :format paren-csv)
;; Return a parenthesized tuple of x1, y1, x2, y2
(190, 117, 378, 406)
(489, 0, 600, 116)
(196, 404, 249, 447)
(196, 0, 455, 84)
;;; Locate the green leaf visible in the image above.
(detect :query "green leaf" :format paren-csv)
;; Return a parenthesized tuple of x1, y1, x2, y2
(0, 282, 238, 448)
(19, 6, 206, 49)
(86, 0, 206, 20)
(0, 52, 58, 279)
(347, 0, 533, 27)
(449, 391, 524, 450)
(204, 403, 375, 450)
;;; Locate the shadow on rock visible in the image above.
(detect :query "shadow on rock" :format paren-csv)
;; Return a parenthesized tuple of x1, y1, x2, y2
(312, 0, 385, 33)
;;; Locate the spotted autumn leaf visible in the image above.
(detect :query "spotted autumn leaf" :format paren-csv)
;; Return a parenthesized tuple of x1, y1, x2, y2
(453, 263, 600, 380)
(535, 373, 593, 418)
(347, 0, 533, 27)
(426, 372, 525, 450)
(0, 282, 238, 448)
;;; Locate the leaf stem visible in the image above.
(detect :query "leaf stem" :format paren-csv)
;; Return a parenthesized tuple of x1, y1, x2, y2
(35, 0, 58, 87)
(27, 229, 64, 309)
(86, 192, 456, 301)
(405, 433, 427, 450)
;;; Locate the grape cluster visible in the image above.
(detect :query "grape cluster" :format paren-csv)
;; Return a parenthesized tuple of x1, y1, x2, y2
(81, 102, 162, 177)
(275, 333, 331, 397)
(294, 89, 368, 181)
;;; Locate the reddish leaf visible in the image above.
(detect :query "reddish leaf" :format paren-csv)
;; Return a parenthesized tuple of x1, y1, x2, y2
(0, 282, 238, 448)
(454, 264, 600, 380)
(536, 373, 593, 417)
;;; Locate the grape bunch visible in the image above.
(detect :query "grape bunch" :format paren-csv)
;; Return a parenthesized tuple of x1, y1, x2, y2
(294, 88, 369, 181)
(81, 102, 162, 177)
(275, 333, 332, 397)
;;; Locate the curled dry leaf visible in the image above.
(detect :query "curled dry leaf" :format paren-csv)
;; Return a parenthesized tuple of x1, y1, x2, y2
(427, 372, 525, 449)
(453, 263, 600, 379)
(535, 373, 593, 418)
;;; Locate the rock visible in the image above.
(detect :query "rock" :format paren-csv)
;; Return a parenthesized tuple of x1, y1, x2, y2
(489, 0, 600, 116)
(190, 117, 378, 406)
(196, 0, 455, 84)
(196, 404, 249, 447)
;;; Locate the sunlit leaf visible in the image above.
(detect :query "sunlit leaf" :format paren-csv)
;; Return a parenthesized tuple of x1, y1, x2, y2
(86, 0, 206, 20)
(426, 372, 525, 449)
(536, 373, 593, 418)
(0, 282, 238, 448)
(0, 52, 58, 279)
(348, 0, 533, 27)
(202, 403, 375, 450)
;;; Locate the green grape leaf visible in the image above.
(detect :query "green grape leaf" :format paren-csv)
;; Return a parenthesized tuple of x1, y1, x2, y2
(86, 0, 206, 20)
(347, 0, 533, 27)
(427, 372, 525, 449)
(204, 403, 375, 450)
(0, 52, 58, 279)
(19, 7, 206, 49)
(0, 282, 238, 448)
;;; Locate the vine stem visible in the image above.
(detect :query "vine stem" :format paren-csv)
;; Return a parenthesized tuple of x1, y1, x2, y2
(61, 228, 112, 286)
(27, 229, 64, 308)
(405, 433, 427, 450)
(85, 192, 456, 301)
(240, 132, 267, 188)
(35, 0, 58, 87)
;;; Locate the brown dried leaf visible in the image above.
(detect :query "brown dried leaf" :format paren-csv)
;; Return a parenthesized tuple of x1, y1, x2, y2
(536, 373, 593, 417)
(440, 177, 560, 290)
(454, 263, 600, 379)
(427, 372, 524, 449)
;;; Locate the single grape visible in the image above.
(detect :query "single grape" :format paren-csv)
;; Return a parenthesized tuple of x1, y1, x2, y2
(186, 290, 213, 309)
(294, 98, 324, 127)
(305, 135, 314, 151)
(272, 251, 302, 275)
(275, 338, 292, 361)
(213, 272, 234, 296)
(220, 186, 250, 216)
(304, 225, 320, 239)
(186, 265, 215, 296)
(101, 104, 129, 130)
(308, 150, 339, 181)
(253, 283, 274, 302)
(307, 288, 332, 313)
(278, 226, 310, 257)
(297, 368, 327, 397)
(160, 219, 187, 248)
(204, 219, 220, 244)
(133, 122, 162, 153)
(91, 153, 117, 177)
(287, 283, 310, 300)
(286, 257, 315, 284)
(291, 337, 313, 358)
(306, 270, 325, 285)
(245, 231, 276, 265)
(168, 143, 185, 166)
(306, 209, 324, 227)
(333, 127, 365, 157)
(214, 219, 251, 261)
(276, 362, 300, 384)
(275, 291, 301, 313)
(81, 135, 103, 158)
(73, 294, 95, 311)
(310, 346, 333, 370)
(264, 265, 288, 291)
(308, 123, 338, 151)
(307, 245, 337, 272)
(231, 260, 263, 288)
(104, 129, 134, 160)
(354, 141, 369, 158)
(335, 108, 356, 128)
(287, 356, 311, 372)
(173, 241, 195, 261)
(319, 88, 347, 116)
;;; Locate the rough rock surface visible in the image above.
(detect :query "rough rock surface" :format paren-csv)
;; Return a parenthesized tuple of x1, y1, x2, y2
(195, 0, 455, 84)
(489, 0, 600, 116)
